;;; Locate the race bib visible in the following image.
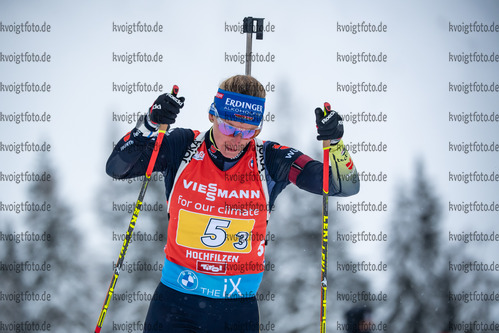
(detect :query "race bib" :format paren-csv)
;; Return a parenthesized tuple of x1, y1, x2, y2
(176, 209, 255, 254)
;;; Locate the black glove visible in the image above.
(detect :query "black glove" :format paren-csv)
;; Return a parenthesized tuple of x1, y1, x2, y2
(148, 92, 185, 125)
(315, 103, 343, 144)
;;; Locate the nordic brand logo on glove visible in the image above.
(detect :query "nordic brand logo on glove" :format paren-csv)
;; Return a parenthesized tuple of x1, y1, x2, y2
(321, 111, 336, 125)
(148, 92, 185, 125)
(169, 94, 185, 108)
(315, 103, 344, 143)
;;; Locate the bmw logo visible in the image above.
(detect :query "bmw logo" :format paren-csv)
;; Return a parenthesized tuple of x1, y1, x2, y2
(177, 270, 198, 290)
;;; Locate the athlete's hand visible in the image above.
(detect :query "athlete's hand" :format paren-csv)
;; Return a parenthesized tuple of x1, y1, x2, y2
(315, 102, 343, 145)
(148, 91, 185, 125)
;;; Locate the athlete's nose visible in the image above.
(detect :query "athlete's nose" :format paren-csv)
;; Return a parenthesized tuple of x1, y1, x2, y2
(231, 133, 243, 143)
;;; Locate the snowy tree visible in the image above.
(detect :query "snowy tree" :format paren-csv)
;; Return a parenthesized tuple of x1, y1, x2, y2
(383, 159, 447, 332)
(0, 222, 26, 322)
(6, 153, 92, 331)
(443, 246, 498, 330)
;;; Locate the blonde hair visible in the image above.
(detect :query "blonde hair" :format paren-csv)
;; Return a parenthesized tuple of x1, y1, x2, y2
(219, 75, 266, 98)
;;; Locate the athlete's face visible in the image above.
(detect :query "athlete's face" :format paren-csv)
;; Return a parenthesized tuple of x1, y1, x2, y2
(209, 114, 260, 159)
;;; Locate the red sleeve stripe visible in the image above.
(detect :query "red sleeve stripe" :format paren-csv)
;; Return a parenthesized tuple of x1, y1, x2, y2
(289, 154, 313, 184)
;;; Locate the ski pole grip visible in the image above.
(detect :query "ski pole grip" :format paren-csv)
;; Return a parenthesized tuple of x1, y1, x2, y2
(323, 102, 331, 148)
(171, 84, 179, 96)
(158, 84, 179, 132)
(146, 85, 179, 177)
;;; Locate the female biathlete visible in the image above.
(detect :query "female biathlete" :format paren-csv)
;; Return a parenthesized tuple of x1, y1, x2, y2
(106, 75, 360, 332)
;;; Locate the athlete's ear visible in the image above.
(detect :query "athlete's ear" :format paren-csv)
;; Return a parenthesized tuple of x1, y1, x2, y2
(208, 113, 215, 123)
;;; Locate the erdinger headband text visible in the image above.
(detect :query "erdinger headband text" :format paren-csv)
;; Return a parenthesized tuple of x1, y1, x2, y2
(209, 88, 265, 126)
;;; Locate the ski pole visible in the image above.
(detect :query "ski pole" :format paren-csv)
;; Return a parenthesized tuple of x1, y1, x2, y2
(94, 85, 179, 333)
(320, 102, 331, 333)
(243, 16, 264, 75)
